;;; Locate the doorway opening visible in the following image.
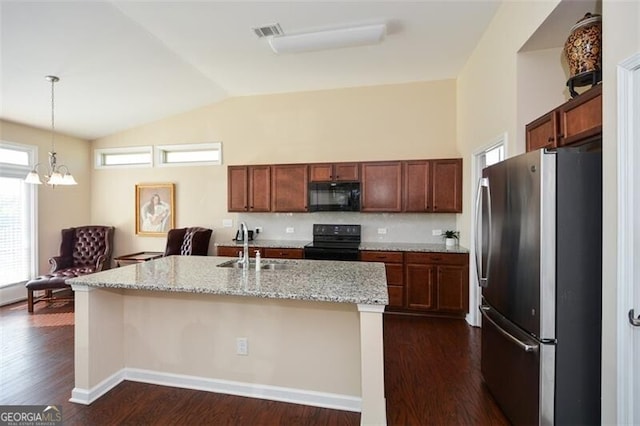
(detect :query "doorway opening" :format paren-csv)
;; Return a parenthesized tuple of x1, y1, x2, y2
(468, 135, 506, 327)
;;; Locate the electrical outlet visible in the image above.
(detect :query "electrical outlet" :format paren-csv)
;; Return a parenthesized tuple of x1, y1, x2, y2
(236, 337, 248, 356)
(222, 219, 233, 228)
(255, 226, 263, 234)
(377, 228, 387, 235)
(432, 229, 442, 236)
(286, 227, 294, 234)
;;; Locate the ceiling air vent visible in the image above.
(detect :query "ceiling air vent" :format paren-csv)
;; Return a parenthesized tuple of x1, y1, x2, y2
(253, 23, 284, 38)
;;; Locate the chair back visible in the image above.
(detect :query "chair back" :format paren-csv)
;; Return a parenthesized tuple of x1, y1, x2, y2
(60, 226, 115, 270)
(164, 227, 212, 256)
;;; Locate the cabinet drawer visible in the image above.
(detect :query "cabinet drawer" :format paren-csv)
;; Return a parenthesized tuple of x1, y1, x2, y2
(217, 246, 260, 258)
(263, 248, 304, 259)
(405, 252, 467, 265)
(360, 251, 404, 263)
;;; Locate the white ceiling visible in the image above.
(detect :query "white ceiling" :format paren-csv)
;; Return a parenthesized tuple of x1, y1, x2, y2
(0, 1, 583, 141)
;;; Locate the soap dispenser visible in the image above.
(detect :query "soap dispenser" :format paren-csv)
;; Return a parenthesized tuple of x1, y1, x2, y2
(255, 250, 261, 271)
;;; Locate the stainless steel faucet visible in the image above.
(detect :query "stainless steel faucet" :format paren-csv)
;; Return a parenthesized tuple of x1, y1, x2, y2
(240, 222, 249, 267)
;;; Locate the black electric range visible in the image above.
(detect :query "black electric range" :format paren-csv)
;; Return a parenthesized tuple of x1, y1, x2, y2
(303, 224, 361, 261)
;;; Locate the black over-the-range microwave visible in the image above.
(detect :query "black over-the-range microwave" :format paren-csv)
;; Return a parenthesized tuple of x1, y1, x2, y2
(308, 181, 361, 212)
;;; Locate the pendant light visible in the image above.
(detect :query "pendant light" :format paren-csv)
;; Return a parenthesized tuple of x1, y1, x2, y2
(25, 75, 77, 186)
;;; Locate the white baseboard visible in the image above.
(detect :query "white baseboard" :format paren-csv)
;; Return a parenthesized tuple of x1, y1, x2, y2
(69, 369, 125, 404)
(69, 368, 362, 412)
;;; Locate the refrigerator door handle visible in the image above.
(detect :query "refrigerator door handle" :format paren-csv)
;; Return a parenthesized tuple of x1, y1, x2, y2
(475, 177, 491, 287)
(480, 306, 539, 353)
(628, 309, 640, 327)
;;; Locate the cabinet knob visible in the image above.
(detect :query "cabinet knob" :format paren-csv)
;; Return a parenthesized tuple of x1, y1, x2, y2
(547, 136, 554, 142)
(558, 133, 564, 139)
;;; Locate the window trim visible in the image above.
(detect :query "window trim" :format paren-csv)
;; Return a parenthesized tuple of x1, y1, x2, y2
(94, 146, 153, 169)
(0, 141, 38, 287)
(155, 142, 222, 167)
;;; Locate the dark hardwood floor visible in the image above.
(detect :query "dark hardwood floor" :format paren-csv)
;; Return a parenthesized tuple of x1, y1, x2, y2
(0, 297, 508, 425)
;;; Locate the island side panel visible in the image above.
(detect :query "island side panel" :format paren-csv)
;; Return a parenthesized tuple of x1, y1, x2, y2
(122, 290, 362, 398)
(358, 304, 387, 425)
(72, 285, 125, 403)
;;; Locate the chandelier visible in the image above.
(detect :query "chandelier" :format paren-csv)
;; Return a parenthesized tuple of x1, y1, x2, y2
(25, 75, 77, 186)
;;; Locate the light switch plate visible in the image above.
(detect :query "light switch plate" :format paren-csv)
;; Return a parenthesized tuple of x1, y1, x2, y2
(286, 227, 294, 234)
(222, 219, 233, 228)
(432, 229, 442, 236)
(377, 228, 387, 234)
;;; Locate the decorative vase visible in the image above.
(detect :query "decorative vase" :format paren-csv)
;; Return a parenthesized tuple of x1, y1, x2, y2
(564, 13, 602, 97)
(445, 238, 456, 247)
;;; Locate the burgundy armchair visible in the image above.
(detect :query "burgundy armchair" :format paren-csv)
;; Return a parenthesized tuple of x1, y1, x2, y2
(25, 225, 115, 313)
(164, 227, 212, 256)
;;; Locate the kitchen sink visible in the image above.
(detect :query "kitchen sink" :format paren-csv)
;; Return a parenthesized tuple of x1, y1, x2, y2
(216, 260, 291, 270)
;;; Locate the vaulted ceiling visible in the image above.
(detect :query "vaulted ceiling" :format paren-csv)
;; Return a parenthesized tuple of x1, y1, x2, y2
(1, 1, 587, 140)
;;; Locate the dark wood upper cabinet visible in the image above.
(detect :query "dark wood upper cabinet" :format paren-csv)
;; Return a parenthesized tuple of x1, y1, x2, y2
(361, 161, 403, 212)
(230, 157, 462, 214)
(228, 165, 270, 212)
(309, 163, 359, 182)
(404, 160, 431, 212)
(431, 159, 462, 213)
(271, 164, 308, 212)
(228, 166, 249, 212)
(403, 159, 462, 213)
(526, 111, 558, 152)
(526, 84, 602, 152)
(558, 84, 602, 147)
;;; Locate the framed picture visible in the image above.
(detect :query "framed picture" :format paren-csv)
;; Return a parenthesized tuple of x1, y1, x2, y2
(135, 183, 175, 236)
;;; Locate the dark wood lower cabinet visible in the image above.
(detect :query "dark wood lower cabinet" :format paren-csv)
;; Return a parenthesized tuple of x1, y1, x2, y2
(263, 248, 304, 259)
(405, 252, 469, 317)
(217, 246, 303, 259)
(218, 246, 469, 317)
(360, 251, 404, 309)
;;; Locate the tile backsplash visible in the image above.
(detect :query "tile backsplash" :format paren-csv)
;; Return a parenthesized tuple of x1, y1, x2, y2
(234, 212, 457, 244)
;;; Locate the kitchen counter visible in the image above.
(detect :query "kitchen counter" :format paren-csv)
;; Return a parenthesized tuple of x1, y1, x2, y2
(215, 239, 309, 249)
(216, 239, 469, 254)
(69, 255, 388, 305)
(359, 242, 469, 254)
(68, 256, 388, 424)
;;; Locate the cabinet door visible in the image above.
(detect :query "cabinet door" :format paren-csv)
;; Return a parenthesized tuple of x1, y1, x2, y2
(526, 111, 558, 152)
(272, 164, 308, 212)
(558, 84, 602, 147)
(263, 248, 304, 259)
(404, 160, 430, 212)
(334, 163, 359, 181)
(431, 159, 462, 213)
(217, 246, 243, 257)
(228, 166, 248, 212)
(436, 265, 469, 314)
(309, 164, 333, 182)
(361, 161, 402, 212)
(248, 166, 271, 212)
(406, 263, 436, 310)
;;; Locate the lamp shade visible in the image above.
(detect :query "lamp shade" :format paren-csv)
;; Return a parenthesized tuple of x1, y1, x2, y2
(24, 171, 42, 185)
(269, 23, 386, 54)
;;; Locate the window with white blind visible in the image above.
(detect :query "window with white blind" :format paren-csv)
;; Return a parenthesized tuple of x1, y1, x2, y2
(0, 142, 37, 287)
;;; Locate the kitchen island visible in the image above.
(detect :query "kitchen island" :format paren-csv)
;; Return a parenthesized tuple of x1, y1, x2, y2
(68, 256, 388, 425)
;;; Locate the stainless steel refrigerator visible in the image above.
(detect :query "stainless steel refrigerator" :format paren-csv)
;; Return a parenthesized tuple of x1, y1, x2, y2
(476, 146, 602, 425)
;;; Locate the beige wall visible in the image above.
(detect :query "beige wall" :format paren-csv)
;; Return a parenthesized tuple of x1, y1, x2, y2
(456, 0, 560, 246)
(0, 119, 91, 274)
(91, 80, 458, 254)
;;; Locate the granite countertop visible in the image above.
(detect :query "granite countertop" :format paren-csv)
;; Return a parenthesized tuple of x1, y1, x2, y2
(68, 255, 388, 306)
(216, 239, 469, 254)
(359, 242, 469, 254)
(215, 239, 309, 249)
